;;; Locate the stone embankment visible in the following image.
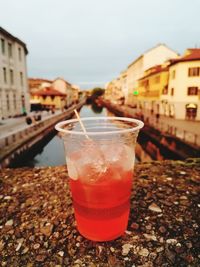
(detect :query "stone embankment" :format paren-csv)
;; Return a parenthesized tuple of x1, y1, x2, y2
(0, 159, 199, 266)
(99, 99, 200, 160)
(0, 99, 85, 168)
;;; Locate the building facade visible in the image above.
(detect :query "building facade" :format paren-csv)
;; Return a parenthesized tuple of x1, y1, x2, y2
(31, 87, 66, 110)
(0, 27, 29, 119)
(161, 49, 200, 120)
(126, 44, 178, 106)
(29, 77, 79, 109)
(137, 64, 169, 117)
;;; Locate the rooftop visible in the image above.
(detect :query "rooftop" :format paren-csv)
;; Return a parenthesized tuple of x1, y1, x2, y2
(170, 48, 200, 65)
(0, 27, 28, 54)
(32, 87, 66, 96)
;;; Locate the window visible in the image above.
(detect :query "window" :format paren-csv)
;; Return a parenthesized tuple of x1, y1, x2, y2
(18, 47, 22, 61)
(3, 67, 7, 83)
(1, 38, 5, 54)
(171, 70, 176, 79)
(6, 94, 9, 110)
(162, 86, 168, 95)
(13, 93, 17, 110)
(20, 72, 23, 86)
(188, 67, 200, 77)
(10, 69, 14, 85)
(8, 43, 12, 58)
(154, 75, 160, 83)
(171, 88, 174, 96)
(187, 87, 198, 95)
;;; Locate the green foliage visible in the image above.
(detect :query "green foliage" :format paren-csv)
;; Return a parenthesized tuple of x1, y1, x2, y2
(91, 87, 105, 99)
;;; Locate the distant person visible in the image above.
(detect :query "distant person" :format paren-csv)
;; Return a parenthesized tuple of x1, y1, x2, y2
(156, 113, 160, 123)
(25, 116, 32, 125)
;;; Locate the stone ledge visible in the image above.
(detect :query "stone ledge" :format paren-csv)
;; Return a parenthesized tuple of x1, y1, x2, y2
(0, 159, 200, 266)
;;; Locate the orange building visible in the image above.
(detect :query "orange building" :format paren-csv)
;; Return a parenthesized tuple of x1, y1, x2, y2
(31, 87, 66, 110)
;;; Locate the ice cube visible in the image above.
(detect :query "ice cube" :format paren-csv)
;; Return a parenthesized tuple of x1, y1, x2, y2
(100, 143, 124, 163)
(69, 140, 107, 183)
(101, 143, 135, 171)
(66, 157, 78, 180)
(122, 145, 135, 171)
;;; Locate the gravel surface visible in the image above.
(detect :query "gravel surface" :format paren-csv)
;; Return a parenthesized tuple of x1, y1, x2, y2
(0, 158, 200, 266)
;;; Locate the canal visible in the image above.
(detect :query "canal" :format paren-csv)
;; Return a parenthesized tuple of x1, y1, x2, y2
(17, 104, 152, 167)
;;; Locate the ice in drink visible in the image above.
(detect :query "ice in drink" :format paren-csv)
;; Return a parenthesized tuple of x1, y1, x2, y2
(67, 141, 135, 241)
(55, 116, 144, 241)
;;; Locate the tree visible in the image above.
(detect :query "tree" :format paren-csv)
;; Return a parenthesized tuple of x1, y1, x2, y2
(91, 88, 105, 100)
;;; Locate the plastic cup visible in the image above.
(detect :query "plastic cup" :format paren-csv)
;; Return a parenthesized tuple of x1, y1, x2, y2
(55, 116, 144, 241)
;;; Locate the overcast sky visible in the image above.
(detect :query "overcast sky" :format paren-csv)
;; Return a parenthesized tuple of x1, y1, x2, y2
(1, 0, 200, 89)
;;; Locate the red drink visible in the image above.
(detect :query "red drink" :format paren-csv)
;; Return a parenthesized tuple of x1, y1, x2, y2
(55, 116, 144, 241)
(68, 146, 134, 241)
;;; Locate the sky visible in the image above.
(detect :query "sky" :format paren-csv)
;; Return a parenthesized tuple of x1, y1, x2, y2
(1, 0, 200, 89)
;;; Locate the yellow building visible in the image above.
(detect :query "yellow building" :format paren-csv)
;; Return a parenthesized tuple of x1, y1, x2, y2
(161, 48, 200, 120)
(105, 77, 124, 104)
(31, 87, 66, 110)
(137, 64, 169, 116)
(126, 44, 178, 106)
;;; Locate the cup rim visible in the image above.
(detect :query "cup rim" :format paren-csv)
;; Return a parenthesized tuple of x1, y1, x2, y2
(55, 116, 144, 136)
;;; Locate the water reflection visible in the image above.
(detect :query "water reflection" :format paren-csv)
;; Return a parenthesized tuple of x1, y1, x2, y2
(15, 105, 152, 167)
(91, 102, 104, 114)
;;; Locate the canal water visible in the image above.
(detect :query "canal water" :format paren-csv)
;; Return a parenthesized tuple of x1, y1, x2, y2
(20, 104, 152, 167)
(21, 105, 106, 167)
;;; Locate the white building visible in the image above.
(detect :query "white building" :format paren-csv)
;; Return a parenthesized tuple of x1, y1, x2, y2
(161, 49, 200, 120)
(126, 44, 179, 106)
(0, 27, 30, 119)
(52, 77, 74, 107)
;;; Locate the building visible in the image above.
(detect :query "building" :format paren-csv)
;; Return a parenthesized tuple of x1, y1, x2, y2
(29, 77, 79, 109)
(161, 48, 200, 120)
(137, 64, 169, 117)
(29, 78, 52, 92)
(31, 87, 66, 110)
(126, 44, 178, 106)
(120, 70, 128, 104)
(0, 27, 30, 119)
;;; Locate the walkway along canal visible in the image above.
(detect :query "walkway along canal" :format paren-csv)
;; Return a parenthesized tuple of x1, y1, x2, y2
(99, 98, 200, 160)
(0, 99, 86, 168)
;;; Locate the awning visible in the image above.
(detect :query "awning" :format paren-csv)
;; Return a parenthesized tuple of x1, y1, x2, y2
(186, 103, 197, 109)
(30, 99, 41, 104)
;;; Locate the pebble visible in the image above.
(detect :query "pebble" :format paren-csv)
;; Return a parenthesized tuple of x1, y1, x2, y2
(110, 247, 115, 252)
(5, 219, 13, 226)
(139, 248, 149, 257)
(131, 222, 139, 230)
(40, 223, 53, 237)
(180, 196, 187, 200)
(4, 196, 12, 200)
(22, 247, 29, 254)
(148, 203, 162, 213)
(33, 243, 40, 249)
(166, 177, 172, 181)
(122, 244, 132, 256)
(16, 238, 24, 251)
(159, 226, 166, 233)
(0, 240, 5, 251)
(143, 233, 157, 241)
(156, 247, 164, 252)
(166, 239, 177, 245)
(58, 251, 64, 257)
(35, 254, 46, 262)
